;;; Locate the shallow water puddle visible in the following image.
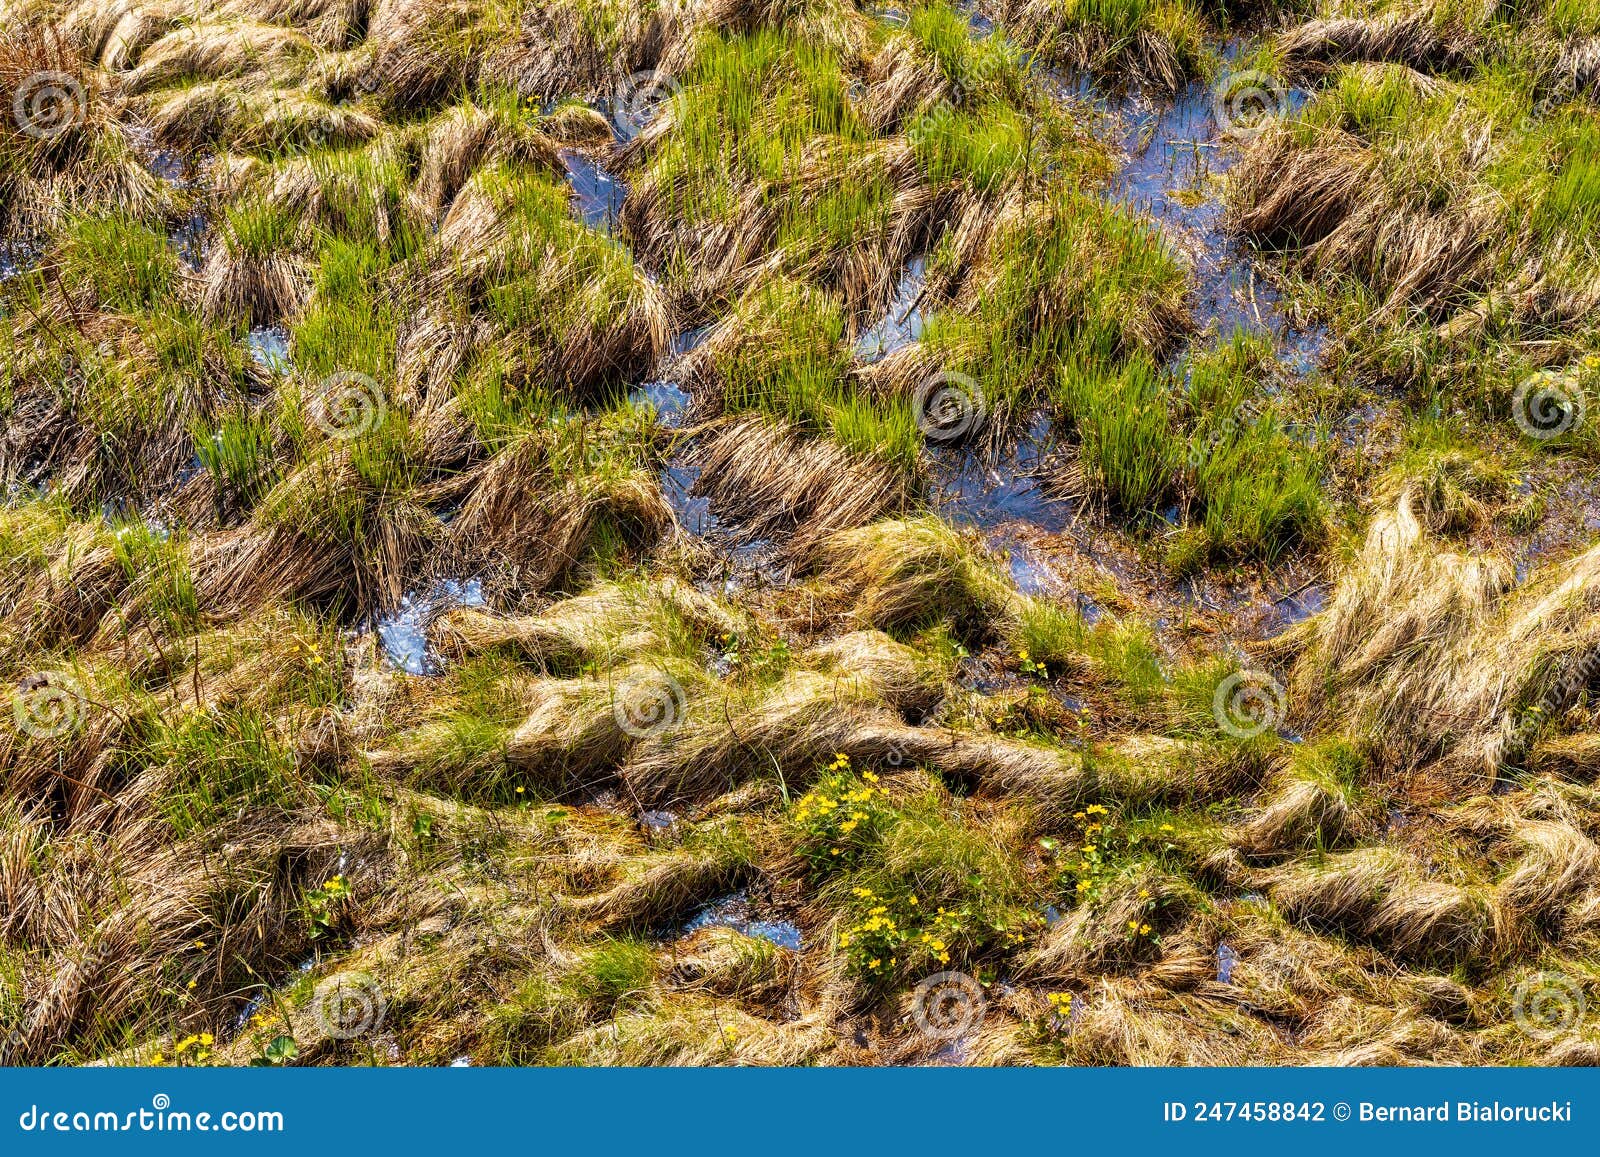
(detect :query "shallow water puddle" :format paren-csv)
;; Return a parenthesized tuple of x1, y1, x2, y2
(1101, 78, 1322, 359)
(1266, 582, 1326, 631)
(855, 256, 927, 363)
(659, 456, 786, 587)
(872, 1, 990, 34)
(0, 238, 43, 282)
(629, 380, 690, 426)
(170, 213, 208, 271)
(989, 529, 1065, 595)
(128, 124, 187, 186)
(639, 809, 678, 831)
(682, 891, 802, 950)
(375, 578, 487, 675)
(931, 415, 1070, 535)
(670, 326, 711, 357)
(559, 149, 625, 232)
(661, 459, 716, 537)
(1216, 941, 1240, 985)
(231, 954, 317, 1036)
(245, 325, 292, 372)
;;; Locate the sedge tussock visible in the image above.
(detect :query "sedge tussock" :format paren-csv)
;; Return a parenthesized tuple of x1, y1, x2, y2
(123, 20, 318, 95)
(1275, 11, 1483, 74)
(805, 515, 1021, 638)
(671, 925, 796, 1004)
(1270, 847, 1497, 964)
(684, 417, 913, 560)
(432, 577, 744, 670)
(992, 0, 1209, 95)
(408, 101, 564, 221)
(540, 999, 831, 1065)
(1290, 489, 1600, 785)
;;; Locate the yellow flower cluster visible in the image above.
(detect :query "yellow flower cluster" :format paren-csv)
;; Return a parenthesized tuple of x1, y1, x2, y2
(306, 873, 352, 937)
(169, 1032, 215, 1065)
(1017, 649, 1049, 680)
(916, 929, 951, 965)
(1062, 805, 1121, 907)
(791, 763, 889, 873)
(840, 885, 910, 974)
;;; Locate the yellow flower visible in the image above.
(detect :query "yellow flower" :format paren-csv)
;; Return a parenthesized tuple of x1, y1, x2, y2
(1137, 888, 1150, 900)
(515, 786, 525, 794)
(907, 895, 918, 906)
(862, 771, 879, 783)
(1085, 804, 1107, 816)
(1159, 823, 1174, 832)
(186, 979, 197, 990)
(199, 1032, 214, 1046)
(1139, 923, 1151, 936)
(191, 940, 207, 949)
